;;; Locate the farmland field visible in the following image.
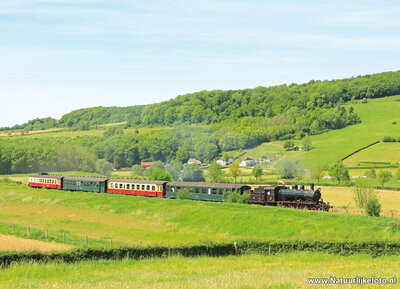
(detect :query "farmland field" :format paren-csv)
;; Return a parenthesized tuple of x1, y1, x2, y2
(0, 253, 398, 288)
(0, 234, 73, 252)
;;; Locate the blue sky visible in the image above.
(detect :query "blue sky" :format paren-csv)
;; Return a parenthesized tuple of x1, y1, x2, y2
(1, 0, 400, 126)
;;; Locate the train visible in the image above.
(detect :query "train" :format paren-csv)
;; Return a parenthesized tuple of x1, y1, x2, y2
(28, 173, 331, 211)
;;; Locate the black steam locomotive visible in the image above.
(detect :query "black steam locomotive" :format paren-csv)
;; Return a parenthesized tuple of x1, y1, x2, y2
(248, 184, 331, 211)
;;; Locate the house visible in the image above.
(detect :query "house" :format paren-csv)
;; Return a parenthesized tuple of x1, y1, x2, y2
(188, 158, 202, 165)
(141, 162, 155, 169)
(239, 158, 257, 167)
(293, 146, 304, 151)
(322, 176, 332, 179)
(216, 160, 226, 166)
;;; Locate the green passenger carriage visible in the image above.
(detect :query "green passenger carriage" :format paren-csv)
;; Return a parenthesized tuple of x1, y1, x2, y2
(62, 176, 108, 193)
(166, 182, 251, 202)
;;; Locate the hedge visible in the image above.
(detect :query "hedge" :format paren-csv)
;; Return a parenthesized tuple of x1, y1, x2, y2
(1, 241, 399, 267)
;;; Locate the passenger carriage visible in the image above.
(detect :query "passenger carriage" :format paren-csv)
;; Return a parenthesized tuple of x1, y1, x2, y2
(28, 173, 63, 189)
(62, 176, 108, 193)
(107, 179, 167, 197)
(165, 182, 251, 202)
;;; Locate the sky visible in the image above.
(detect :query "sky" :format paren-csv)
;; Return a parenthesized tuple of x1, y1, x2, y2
(0, 0, 400, 127)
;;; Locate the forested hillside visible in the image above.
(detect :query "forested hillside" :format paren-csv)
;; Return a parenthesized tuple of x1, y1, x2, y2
(1, 70, 400, 174)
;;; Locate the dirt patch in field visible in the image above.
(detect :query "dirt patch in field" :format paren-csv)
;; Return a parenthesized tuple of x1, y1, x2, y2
(0, 234, 74, 252)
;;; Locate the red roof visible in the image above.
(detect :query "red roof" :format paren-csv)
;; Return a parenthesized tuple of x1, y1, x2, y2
(141, 162, 155, 166)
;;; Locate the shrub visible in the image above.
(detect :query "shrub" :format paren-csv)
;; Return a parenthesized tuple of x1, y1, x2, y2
(224, 191, 250, 204)
(365, 197, 381, 217)
(353, 179, 376, 208)
(383, 136, 396, 142)
(177, 188, 192, 200)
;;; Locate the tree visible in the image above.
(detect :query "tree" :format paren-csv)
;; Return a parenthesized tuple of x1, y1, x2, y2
(176, 147, 190, 163)
(328, 163, 349, 184)
(165, 160, 183, 181)
(365, 169, 376, 179)
(131, 165, 144, 177)
(365, 197, 381, 217)
(181, 164, 204, 182)
(95, 159, 113, 176)
(352, 179, 376, 208)
(252, 165, 263, 182)
(302, 136, 312, 151)
(283, 140, 295, 151)
(280, 160, 304, 179)
(206, 162, 225, 183)
(311, 165, 323, 184)
(229, 161, 241, 183)
(103, 126, 124, 138)
(377, 170, 392, 186)
(149, 169, 173, 181)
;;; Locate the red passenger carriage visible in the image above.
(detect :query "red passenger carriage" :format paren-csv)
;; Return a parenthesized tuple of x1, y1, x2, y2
(107, 179, 167, 197)
(28, 173, 63, 189)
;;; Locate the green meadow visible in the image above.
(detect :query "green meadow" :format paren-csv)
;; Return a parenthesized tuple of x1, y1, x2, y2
(281, 95, 400, 168)
(1, 253, 398, 288)
(1, 180, 400, 249)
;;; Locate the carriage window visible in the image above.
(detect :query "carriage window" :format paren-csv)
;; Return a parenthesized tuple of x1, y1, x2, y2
(177, 187, 181, 190)
(110, 183, 114, 188)
(119, 183, 123, 189)
(146, 185, 150, 190)
(126, 184, 130, 189)
(152, 186, 155, 191)
(195, 188, 200, 194)
(219, 189, 223, 195)
(212, 188, 217, 195)
(202, 188, 206, 194)
(141, 185, 145, 190)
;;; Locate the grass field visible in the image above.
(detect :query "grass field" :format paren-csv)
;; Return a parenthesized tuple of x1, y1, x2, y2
(237, 96, 400, 170)
(0, 253, 398, 288)
(1, 180, 400, 249)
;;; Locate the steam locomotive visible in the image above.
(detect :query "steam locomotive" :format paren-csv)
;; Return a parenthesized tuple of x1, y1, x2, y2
(248, 184, 331, 211)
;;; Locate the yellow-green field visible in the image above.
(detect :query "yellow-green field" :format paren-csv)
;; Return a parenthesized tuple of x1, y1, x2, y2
(1, 253, 398, 288)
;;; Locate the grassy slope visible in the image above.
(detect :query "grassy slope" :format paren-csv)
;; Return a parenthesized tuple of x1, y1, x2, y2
(1, 182, 400, 248)
(237, 95, 400, 170)
(1, 253, 398, 288)
(282, 95, 400, 168)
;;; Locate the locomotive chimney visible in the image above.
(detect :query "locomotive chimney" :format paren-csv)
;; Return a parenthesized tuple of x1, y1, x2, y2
(300, 184, 305, 190)
(310, 184, 315, 190)
(292, 184, 298, 190)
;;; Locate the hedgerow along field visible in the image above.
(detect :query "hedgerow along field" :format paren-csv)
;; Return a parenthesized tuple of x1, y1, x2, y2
(1, 253, 398, 288)
(1, 179, 400, 250)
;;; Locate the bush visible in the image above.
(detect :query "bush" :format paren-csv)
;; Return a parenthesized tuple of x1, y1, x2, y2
(383, 136, 397, 142)
(224, 191, 250, 204)
(365, 197, 381, 217)
(177, 188, 192, 200)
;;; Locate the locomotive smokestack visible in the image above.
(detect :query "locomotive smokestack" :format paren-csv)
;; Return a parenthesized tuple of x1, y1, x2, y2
(310, 184, 315, 190)
(300, 184, 305, 190)
(292, 184, 298, 190)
